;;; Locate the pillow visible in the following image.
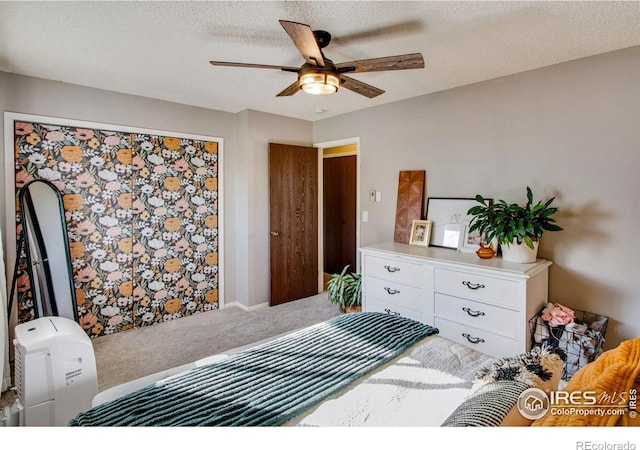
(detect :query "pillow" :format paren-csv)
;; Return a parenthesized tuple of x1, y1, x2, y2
(441, 345, 565, 427)
(441, 380, 530, 427)
(474, 345, 565, 393)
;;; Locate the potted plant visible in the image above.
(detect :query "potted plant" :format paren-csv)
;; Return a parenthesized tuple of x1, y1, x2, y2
(466, 186, 563, 263)
(327, 265, 362, 313)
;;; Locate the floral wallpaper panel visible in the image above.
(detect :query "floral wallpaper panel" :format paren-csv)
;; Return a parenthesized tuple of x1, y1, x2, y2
(13, 120, 220, 338)
(130, 134, 219, 328)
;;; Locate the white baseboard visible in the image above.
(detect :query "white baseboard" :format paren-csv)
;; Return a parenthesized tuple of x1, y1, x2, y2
(223, 301, 269, 312)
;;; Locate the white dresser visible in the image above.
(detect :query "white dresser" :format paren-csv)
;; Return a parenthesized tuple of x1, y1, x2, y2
(360, 242, 552, 358)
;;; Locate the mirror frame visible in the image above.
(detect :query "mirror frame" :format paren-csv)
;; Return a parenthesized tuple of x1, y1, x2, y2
(17, 179, 78, 321)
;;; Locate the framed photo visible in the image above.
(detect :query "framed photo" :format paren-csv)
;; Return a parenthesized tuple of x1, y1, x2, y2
(458, 222, 498, 253)
(426, 197, 492, 249)
(409, 220, 432, 247)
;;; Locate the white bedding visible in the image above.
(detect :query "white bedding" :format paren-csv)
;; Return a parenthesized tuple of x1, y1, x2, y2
(294, 355, 473, 426)
(288, 334, 495, 426)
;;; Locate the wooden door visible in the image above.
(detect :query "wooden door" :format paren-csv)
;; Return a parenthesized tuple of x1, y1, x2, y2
(323, 155, 357, 274)
(269, 143, 319, 305)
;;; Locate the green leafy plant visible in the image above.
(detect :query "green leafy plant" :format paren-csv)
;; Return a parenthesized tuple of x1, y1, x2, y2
(327, 265, 362, 311)
(467, 186, 563, 249)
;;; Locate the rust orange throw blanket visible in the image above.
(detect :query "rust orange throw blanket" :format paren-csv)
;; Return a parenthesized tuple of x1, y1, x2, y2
(532, 337, 640, 426)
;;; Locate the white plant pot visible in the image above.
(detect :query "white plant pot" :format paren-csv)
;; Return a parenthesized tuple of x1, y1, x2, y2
(501, 239, 539, 263)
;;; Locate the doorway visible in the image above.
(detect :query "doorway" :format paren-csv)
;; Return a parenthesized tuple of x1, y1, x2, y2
(267, 139, 360, 304)
(319, 141, 359, 289)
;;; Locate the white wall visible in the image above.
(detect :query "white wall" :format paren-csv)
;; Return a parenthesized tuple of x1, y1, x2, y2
(313, 46, 640, 349)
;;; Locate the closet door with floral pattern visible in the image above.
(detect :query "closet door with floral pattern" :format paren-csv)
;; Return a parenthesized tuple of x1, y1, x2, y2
(13, 119, 220, 337)
(14, 123, 135, 336)
(131, 135, 220, 327)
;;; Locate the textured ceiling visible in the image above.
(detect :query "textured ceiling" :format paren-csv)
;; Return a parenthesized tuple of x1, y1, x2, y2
(1, 1, 640, 121)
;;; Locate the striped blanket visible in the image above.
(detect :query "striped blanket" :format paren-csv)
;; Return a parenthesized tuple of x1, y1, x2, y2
(69, 312, 437, 426)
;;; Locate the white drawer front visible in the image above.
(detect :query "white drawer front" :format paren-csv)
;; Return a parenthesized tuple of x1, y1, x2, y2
(434, 317, 520, 359)
(364, 276, 423, 313)
(364, 254, 423, 287)
(434, 293, 519, 338)
(434, 268, 520, 308)
(364, 297, 424, 323)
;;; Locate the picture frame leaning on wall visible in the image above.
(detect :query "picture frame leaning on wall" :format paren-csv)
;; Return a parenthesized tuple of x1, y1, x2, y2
(409, 220, 432, 247)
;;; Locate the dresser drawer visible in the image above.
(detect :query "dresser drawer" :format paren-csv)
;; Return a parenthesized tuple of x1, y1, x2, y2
(434, 317, 520, 359)
(363, 254, 423, 287)
(434, 268, 520, 308)
(434, 293, 519, 338)
(364, 276, 423, 313)
(365, 297, 423, 323)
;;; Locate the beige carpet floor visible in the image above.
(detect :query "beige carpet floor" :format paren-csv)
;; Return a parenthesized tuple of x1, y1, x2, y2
(1, 292, 339, 408)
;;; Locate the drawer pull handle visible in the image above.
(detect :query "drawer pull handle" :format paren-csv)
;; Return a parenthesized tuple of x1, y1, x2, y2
(384, 287, 400, 295)
(462, 281, 485, 290)
(462, 307, 485, 317)
(384, 308, 401, 316)
(384, 265, 400, 273)
(462, 333, 485, 345)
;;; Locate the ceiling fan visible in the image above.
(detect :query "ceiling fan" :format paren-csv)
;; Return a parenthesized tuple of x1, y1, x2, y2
(209, 20, 425, 98)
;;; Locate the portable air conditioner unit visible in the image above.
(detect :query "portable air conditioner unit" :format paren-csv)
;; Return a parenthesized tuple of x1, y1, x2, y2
(13, 316, 97, 426)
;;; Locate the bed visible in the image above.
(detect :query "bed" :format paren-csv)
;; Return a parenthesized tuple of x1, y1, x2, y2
(69, 312, 640, 427)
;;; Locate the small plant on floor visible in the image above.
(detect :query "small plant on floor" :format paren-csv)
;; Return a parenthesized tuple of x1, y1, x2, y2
(327, 265, 362, 313)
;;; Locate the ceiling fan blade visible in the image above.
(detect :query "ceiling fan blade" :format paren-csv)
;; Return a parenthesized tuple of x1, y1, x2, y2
(276, 80, 301, 97)
(279, 20, 325, 67)
(336, 53, 424, 73)
(210, 61, 300, 72)
(339, 75, 385, 98)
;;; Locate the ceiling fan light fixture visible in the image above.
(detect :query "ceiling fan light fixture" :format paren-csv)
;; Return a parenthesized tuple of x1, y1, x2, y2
(211, 21, 425, 99)
(299, 71, 339, 95)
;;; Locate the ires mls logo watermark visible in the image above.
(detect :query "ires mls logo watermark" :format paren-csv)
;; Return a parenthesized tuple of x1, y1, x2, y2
(518, 387, 550, 419)
(517, 387, 637, 420)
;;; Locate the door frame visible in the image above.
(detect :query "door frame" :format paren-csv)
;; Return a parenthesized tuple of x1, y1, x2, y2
(314, 137, 361, 292)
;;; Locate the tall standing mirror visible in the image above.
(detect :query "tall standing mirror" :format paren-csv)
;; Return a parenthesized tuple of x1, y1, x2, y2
(17, 179, 77, 321)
